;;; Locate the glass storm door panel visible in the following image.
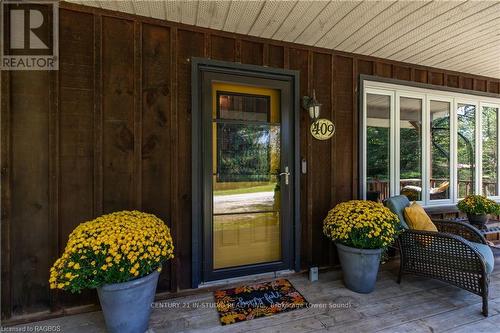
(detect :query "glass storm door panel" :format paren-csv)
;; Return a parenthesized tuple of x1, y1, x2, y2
(212, 83, 281, 270)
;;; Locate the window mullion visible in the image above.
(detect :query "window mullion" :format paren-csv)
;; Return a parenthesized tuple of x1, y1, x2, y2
(498, 105, 500, 197)
(451, 98, 458, 203)
(476, 103, 482, 195)
(422, 96, 429, 205)
(393, 92, 399, 197)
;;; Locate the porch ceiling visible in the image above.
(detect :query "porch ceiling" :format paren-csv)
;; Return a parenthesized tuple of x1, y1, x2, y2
(69, 0, 500, 79)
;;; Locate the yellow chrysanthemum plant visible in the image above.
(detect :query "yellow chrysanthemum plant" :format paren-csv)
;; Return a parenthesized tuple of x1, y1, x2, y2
(323, 200, 400, 249)
(457, 195, 500, 215)
(49, 211, 174, 293)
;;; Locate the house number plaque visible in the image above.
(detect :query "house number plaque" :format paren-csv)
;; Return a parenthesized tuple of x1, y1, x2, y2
(310, 118, 335, 140)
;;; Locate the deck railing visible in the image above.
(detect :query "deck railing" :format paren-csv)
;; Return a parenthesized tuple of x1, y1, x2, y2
(367, 179, 498, 201)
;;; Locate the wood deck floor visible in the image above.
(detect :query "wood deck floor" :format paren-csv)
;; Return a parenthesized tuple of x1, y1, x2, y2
(10, 250, 500, 333)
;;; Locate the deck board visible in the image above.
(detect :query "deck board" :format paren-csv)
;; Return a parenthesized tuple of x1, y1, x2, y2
(9, 252, 500, 332)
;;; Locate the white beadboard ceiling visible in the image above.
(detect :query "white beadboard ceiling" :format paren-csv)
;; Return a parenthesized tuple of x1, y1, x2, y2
(68, 0, 500, 79)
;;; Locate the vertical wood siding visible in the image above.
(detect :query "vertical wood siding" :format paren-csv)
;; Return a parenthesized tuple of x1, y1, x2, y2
(1, 3, 500, 320)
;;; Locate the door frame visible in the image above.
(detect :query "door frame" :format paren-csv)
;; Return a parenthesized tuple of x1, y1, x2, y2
(191, 58, 300, 287)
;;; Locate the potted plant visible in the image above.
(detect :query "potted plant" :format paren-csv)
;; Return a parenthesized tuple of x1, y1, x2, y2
(323, 200, 399, 293)
(457, 194, 500, 229)
(49, 211, 174, 333)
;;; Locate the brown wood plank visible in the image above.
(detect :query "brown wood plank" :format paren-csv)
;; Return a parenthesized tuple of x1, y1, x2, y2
(488, 81, 500, 94)
(375, 62, 392, 78)
(393, 65, 411, 81)
(10, 70, 51, 315)
(169, 26, 179, 292)
(58, 9, 95, 254)
(101, 16, 136, 213)
(134, 21, 143, 210)
(141, 23, 173, 292)
(461, 77, 474, 90)
(57, 9, 98, 309)
(447, 74, 459, 88)
(240, 40, 263, 66)
(268, 45, 284, 69)
(93, 14, 103, 218)
(6, 4, 52, 316)
(474, 79, 487, 92)
(334, 55, 354, 204)
(428, 72, 444, 86)
(210, 35, 235, 62)
(288, 47, 310, 267)
(1, 65, 12, 320)
(358, 59, 373, 75)
(312, 52, 333, 266)
(176, 29, 205, 289)
(414, 69, 428, 83)
(352, 59, 359, 200)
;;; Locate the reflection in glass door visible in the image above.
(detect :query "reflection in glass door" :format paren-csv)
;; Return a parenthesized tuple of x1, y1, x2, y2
(212, 83, 281, 269)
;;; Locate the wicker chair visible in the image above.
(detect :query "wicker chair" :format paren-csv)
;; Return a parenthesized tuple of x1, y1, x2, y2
(384, 195, 494, 316)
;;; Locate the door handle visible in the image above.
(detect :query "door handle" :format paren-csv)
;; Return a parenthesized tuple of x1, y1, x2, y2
(279, 166, 291, 185)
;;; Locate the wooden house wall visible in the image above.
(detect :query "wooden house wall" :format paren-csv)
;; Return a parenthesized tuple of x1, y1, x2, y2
(1, 2, 500, 321)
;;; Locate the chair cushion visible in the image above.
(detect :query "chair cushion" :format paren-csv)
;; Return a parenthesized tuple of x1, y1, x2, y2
(470, 242, 495, 274)
(384, 195, 410, 229)
(404, 202, 438, 232)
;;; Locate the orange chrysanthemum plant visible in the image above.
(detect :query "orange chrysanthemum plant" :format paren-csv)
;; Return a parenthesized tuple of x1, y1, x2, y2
(49, 211, 174, 292)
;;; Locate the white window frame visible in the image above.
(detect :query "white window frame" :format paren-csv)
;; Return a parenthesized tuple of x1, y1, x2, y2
(479, 102, 500, 200)
(455, 99, 479, 200)
(395, 91, 426, 204)
(426, 95, 454, 206)
(362, 80, 500, 207)
(362, 88, 395, 198)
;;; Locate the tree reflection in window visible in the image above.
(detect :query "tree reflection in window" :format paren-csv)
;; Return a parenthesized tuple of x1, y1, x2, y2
(457, 104, 475, 198)
(430, 101, 451, 200)
(482, 107, 498, 196)
(217, 124, 280, 182)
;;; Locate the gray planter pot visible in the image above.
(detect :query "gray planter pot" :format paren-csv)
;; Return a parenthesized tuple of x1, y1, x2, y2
(97, 270, 159, 333)
(336, 243, 382, 294)
(467, 213, 489, 229)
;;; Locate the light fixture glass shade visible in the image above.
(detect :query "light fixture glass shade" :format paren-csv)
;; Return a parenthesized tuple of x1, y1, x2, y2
(308, 106, 316, 119)
(314, 105, 320, 119)
(309, 105, 320, 119)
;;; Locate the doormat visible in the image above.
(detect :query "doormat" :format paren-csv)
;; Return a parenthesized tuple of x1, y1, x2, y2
(214, 278, 309, 325)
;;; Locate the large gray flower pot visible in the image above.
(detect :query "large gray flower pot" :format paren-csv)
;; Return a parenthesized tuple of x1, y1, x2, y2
(97, 270, 159, 333)
(336, 243, 382, 294)
(467, 213, 488, 230)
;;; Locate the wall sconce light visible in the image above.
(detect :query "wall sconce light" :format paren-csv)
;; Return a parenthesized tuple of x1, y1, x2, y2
(302, 89, 321, 120)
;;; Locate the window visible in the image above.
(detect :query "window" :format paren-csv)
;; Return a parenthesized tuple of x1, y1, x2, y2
(366, 93, 391, 201)
(482, 105, 499, 196)
(362, 80, 500, 205)
(399, 96, 423, 201)
(429, 100, 451, 201)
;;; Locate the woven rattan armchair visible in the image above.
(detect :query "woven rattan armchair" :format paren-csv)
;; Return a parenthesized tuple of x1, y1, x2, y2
(384, 195, 494, 317)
